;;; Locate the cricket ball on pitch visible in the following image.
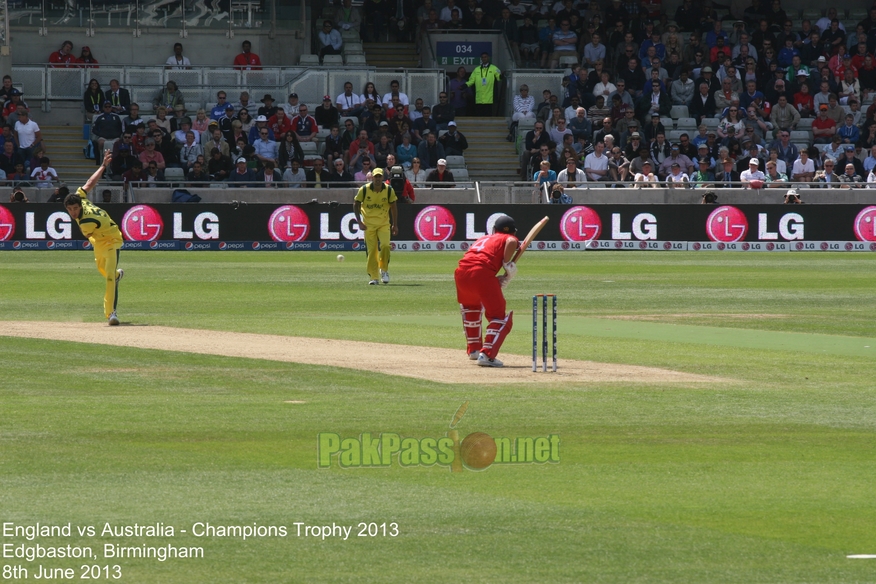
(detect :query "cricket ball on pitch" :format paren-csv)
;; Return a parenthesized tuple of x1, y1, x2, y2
(460, 432, 497, 470)
(337, 254, 345, 262)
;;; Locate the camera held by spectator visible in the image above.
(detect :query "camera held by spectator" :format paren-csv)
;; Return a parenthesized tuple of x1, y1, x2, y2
(549, 183, 572, 204)
(784, 188, 802, 204)
(701, 191, 718, 205)
(9, 187, 27, 203)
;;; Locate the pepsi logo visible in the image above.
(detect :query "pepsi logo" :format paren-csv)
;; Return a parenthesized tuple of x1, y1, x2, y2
(766, 242, 775, 251)
(413, 206, 456, 241)
(852, 206, 876, 242)
(561, 242, 569, 250)
(706, 206, 748, 242)
(845, 242, 853, 251)
(252, 242, 260, 250)
(319, 241, 327, 250)
(537, 241, 546, 250)
(692, 242, 702, 251)
(82, 242, 91, 249)
(614, 241, 623, 249)
(436, 242, 445, 250)
(268, 205, 310, 242)
(149, 241, 159, 249)
(286, 242, 295, 250)
(390, 242, 396, 250)
(460, 242, 469, 250)
(742, 242, 750, 251)
(795, 242, 804, 250)
(560, 206, 602, 242)
(638, 241, 647, 249)
(185, 242, 194, 250)
(121, 205, 164, 241)
(46, 241, 55, 249)
(717, 243, 726, 250)
(352, 242, 362, 250)
(0, 205, 16, 241)
(412, 242, 421, 251)
(219, 242, 228, 250)
(12, 241, 21, 249)
(663, 241, 672, 250)
(820, 242, 829, 250)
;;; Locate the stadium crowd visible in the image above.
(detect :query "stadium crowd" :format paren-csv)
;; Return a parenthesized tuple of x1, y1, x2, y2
(11, 0, 876, 195)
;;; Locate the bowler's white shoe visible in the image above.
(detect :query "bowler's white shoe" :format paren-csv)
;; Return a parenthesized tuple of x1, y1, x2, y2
(115, 268, 124, 283)
(368, 279, 379, 285)
(108, 312, 120, 326)
(380, 270, 390, 284)
(468, 350, 480, 360)
(476, 352, 503, 367)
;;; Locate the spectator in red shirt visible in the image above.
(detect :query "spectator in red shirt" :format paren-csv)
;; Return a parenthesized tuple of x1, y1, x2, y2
(232, 40, 262, 70)
(49, 41, 75, 67)
(793, 83, 814, 118)
(75, 46, 99, 68)
(812, 104, 837, 144)
(267, 109, 294, 140)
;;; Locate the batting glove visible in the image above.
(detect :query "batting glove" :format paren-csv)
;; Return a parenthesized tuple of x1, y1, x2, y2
(503, 261, 517, 279)
(498, 275, 510, 289)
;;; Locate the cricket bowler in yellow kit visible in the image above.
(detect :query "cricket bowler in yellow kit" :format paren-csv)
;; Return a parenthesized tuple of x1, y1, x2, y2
(64, 150, 125, 325)
(353, 167, 398, 285)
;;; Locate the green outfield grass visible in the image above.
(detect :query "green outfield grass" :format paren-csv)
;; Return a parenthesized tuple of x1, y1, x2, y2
(2, 251, 876, 583)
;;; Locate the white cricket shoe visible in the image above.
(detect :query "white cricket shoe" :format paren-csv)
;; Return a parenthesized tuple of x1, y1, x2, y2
(108, 312, 120, 326)
(368, 279, 380, 285)
(468, 350, 480, 360)
(380, 270, 390, 284)
(476, 352, 503, 367)
(115, 268, 124, 283)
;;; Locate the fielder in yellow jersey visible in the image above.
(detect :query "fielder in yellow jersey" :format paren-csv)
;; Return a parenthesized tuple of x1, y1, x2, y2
(354, 167, 398, 285)
(64, 150, 125, 325)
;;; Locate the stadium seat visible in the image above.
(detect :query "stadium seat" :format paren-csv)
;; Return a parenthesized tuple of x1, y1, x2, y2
(702, 118, 720, 130)
(344, 54, 367, 66)
(793, 143, 810, 154)
(452, 168, 470, 184)
(315, 128, 331, 140)
(796, 118, 814, 130)
(344, 42, 364, 55)
(517, 117, 536, 130)
(670, 105, 689, 119)
(661, 116, 675, 129)
(676, 117, 697, 130)
(323, 55, 344, 66)
(445, 155, 466, 169)
(667, 130, 684, 142)
(299, 54, 320, 66)
(300, 142, 319, 154)
(341, 29, 359, 42)
(790, 130, 812, 143)
(164, 167, 185, 183)
(558, 55, 578, 67)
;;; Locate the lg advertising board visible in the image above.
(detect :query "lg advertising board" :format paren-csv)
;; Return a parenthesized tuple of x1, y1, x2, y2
(2, 204, 876, 251)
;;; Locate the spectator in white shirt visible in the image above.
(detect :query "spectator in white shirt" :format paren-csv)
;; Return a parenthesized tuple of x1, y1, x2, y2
(512, 85, 536, 122)
(592, 71, 617, 100)
(791, 149, 815, 182)
(584, 140, 610, 181)
(740, 157, 766, 185)
(165, 43, 191, 69)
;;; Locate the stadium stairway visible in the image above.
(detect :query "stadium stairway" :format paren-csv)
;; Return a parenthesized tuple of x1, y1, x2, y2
(455, 116, 519, 182)
(363, 42, 419, 68)
(42, 125, 94, 187)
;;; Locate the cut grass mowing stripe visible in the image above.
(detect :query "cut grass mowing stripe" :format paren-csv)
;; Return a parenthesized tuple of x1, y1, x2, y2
(324, 314, 876, 358)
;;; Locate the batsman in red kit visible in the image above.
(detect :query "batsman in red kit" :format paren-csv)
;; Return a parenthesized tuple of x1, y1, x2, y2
(454, 215, 519, 367)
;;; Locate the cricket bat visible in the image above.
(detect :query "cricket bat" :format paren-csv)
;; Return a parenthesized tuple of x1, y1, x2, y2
(511, 216, 549, 263)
